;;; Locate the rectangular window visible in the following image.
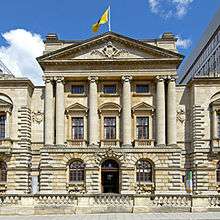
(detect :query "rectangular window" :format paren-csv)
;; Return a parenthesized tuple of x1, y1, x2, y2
(72, 117, 84, 140)
(0, 114, 6, 139)
(71, 85, 84, 94)
(136, 117, 149, 140)
(136, 84, 149, 94)
(217, 113, 220, 138)
(31, 175, 39, 194)
(103, 84, 116, 94)
(104, 117, 116, 139)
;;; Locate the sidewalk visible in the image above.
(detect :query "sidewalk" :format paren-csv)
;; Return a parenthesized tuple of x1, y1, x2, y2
(0, 212, 220, 220)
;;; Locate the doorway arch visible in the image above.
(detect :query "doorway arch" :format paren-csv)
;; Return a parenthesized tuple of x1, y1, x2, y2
(101, 159, 119, 193)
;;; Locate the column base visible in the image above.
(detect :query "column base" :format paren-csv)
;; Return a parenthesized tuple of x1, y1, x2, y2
(156, 144, 166, 147)
(88, 143, 99, 148)
(167, 143, 178, 147)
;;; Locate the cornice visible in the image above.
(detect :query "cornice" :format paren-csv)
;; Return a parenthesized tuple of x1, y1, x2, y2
(38, 32, 183, 62)
(39, 58, 182, 67)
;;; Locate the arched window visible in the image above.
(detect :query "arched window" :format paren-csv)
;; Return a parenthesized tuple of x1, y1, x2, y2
(217, 161, 220, 183)
(69, 160, 85, 182)
(0, 161, 7, 182)
(136, 159, 153, 183)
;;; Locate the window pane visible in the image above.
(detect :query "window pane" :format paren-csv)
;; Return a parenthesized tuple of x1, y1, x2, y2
(136, 160, 152, 182)
(103, 85, 116, 94)
(136, 84, 149, 93)
(217, 113, 220, 138)
(104, 117, 116, 139)
(71, 85, 84, 94)
(69, 161, 85, 182)
(72, 117, 84, 140)
(136, 117, 149, 139)
(0, 115, 6, 139)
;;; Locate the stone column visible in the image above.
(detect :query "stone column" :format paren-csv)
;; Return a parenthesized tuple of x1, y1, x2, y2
(55, 77, 65, 145)
(88, 76, 98, 146)
(44, 77, 54, 145)
(156, 76, 166, 146)
(167, 76, 177, 145)
(122, 75, 132, 147)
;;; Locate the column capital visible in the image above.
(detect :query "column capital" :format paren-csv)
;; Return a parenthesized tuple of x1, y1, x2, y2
(156, 75, 166, 81)
(167, 75, 177, 81)
(88, 76, 98, 83)
(43, 76, 54, 83)
(54, 76, 64, 83)
(122, 75, 132, 82)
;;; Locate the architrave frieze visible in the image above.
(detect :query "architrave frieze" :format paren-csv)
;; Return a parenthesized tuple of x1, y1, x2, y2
(40, 146, 182, 154)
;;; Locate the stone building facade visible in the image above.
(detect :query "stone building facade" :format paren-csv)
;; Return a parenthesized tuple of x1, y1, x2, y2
(0, 31, 220, 214)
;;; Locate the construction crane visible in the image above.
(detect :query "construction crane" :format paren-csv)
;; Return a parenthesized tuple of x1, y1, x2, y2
(0, 59, 14, 76)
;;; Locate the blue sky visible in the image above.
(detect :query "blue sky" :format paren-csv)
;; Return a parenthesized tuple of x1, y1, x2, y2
(0, 0, 220, 84)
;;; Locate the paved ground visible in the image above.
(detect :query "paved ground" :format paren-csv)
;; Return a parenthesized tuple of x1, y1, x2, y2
(1, 213, 220, 220)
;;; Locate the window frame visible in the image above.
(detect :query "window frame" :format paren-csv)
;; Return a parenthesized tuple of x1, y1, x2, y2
(72, 117, 84, 140)
(71, 85, 85, 95)
(100, 82, 119, 96)
(135, 84, 150, 94)
(103, 84, 117, 94)
(136, 159, 153, 183)
(0, 113, 6, 140)
(133, 82, 151, 96)
(136, 116, 149, 140)
(104, 116, 116, 140)
(69, 160, 85, 183)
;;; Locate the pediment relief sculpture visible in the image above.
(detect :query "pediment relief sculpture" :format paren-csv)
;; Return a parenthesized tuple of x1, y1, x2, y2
(90, 41, 129, 59)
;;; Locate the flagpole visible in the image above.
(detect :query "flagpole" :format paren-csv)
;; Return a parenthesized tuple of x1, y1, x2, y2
(108, 6, 111, 32)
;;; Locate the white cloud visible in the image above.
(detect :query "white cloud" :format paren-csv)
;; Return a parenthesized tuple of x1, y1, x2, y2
(0, 29, 44, 85)
(148, 0, 193, 19)
(176, 35, 192, 49)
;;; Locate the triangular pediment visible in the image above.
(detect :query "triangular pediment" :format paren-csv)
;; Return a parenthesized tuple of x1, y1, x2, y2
(132, 102, 154, 112)
(38, 32, 183, 62)
(66, 103, 88, 113)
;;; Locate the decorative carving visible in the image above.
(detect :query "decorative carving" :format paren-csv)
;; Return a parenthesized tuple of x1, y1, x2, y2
(135, 183, 155, 194)
(68, 183, 86, 194)
(32, 111, 44, 124)
(91, 41, 128, 58)
(177, 108, 185, 123)
(95, 147, 126, 165)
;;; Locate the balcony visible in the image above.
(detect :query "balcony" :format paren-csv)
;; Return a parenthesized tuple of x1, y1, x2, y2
(100, 139, 120, 148)
(66, 139, 87, 147)
(134, 139, 155, 147)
